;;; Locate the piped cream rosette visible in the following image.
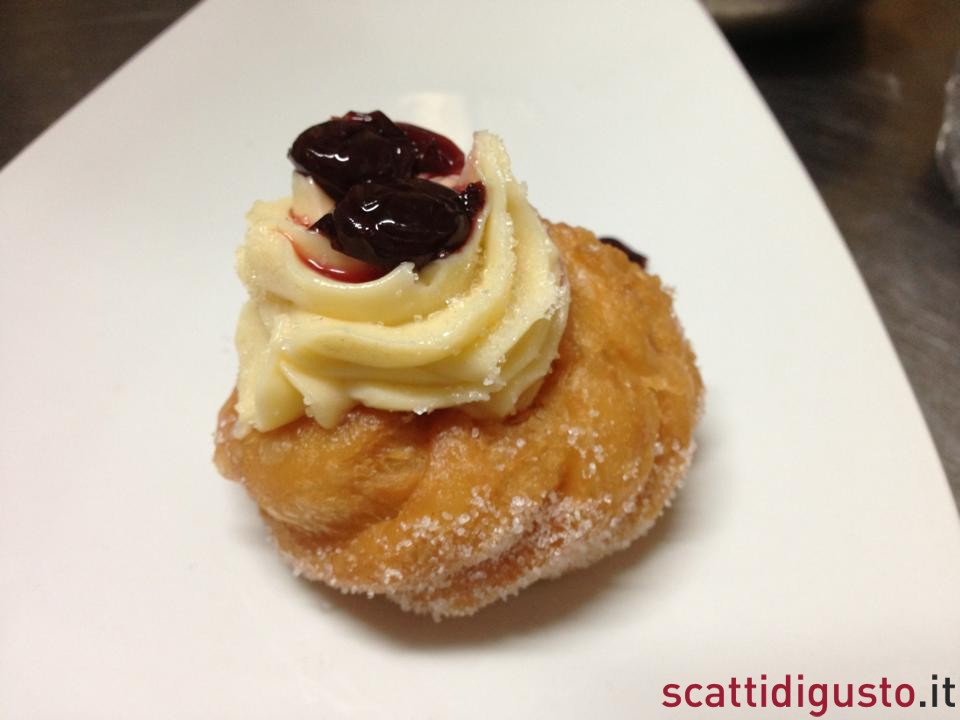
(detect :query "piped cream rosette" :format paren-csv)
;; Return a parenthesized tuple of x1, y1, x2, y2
(233, 132, 570, 435)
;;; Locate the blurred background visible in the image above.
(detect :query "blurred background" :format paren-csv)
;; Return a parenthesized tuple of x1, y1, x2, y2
(1, 0, 957, 506)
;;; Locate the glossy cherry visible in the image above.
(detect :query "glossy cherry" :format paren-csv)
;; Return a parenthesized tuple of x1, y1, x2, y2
(288, 111, 416, 200)
(289, 111, 467, 200)
(313, 179, 484, 270)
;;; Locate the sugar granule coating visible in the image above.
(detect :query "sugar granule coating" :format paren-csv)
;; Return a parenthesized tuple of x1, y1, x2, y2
(214, 222, 703, 618)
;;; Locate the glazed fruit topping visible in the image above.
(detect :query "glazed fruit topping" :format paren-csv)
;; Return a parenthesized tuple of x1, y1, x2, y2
(313, 180, 485, 270)
(396, 122, 465, 177)
(598, 236, 648, 269)
(288, 111, 467, 200)
(290, 110, 483, 274)
(289, 111, 415, 201)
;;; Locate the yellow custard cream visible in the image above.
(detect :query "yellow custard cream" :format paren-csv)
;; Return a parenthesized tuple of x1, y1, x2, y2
(233, 132, 570, 435)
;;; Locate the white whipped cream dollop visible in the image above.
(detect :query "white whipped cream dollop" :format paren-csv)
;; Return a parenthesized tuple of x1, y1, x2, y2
(233, 131, 570, 434)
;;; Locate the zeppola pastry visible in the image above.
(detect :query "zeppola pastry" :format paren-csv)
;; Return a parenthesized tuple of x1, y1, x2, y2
(214, 111, 703, 618)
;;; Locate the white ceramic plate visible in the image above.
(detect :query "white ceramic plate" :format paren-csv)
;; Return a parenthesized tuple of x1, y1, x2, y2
(2, 1, 958, 717)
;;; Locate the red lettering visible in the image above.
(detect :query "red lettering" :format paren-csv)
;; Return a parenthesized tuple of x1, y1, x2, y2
(880, 677, 893, 707)
(662, 684, 681, 708)
(809, 683, 828, 717)
(745, 677, 757, 708)
(705, 684, 724, 708)
(772, 675, 791, 707)
(833, 683, 853, 708)
(858, 684, 877, 707)
(728, 678, 742, 708)
(663, 674, 912, 714)
(895, 684, 915, 707)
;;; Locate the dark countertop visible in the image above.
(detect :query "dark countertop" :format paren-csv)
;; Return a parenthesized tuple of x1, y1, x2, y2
(3, 0, 957, 507)
(732, 1, 959, 509)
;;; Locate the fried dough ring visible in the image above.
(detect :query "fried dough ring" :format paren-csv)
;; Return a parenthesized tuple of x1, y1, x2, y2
(214, 223, 703, 618)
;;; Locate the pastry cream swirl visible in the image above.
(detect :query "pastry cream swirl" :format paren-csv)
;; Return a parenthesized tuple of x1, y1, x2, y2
(233, 132, 570, 434)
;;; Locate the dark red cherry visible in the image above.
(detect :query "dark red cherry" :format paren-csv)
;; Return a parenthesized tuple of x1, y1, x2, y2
(598, 236, 648, 269)
(397, 122, 465, 177)
(288, 111, 416, 200)
(313, 179, 484, 270)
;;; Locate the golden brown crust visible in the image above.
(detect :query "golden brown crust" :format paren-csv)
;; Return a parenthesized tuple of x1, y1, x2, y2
(214, 222, 703, 617)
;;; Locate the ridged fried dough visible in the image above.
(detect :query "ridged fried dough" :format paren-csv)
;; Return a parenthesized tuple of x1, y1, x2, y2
(214, 222, 703, 618)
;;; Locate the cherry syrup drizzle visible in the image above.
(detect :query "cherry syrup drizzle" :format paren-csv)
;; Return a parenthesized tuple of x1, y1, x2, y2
(396, 121, 465, 177)
(285, 212, 387, 282)
(287, 232, 386, 283)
